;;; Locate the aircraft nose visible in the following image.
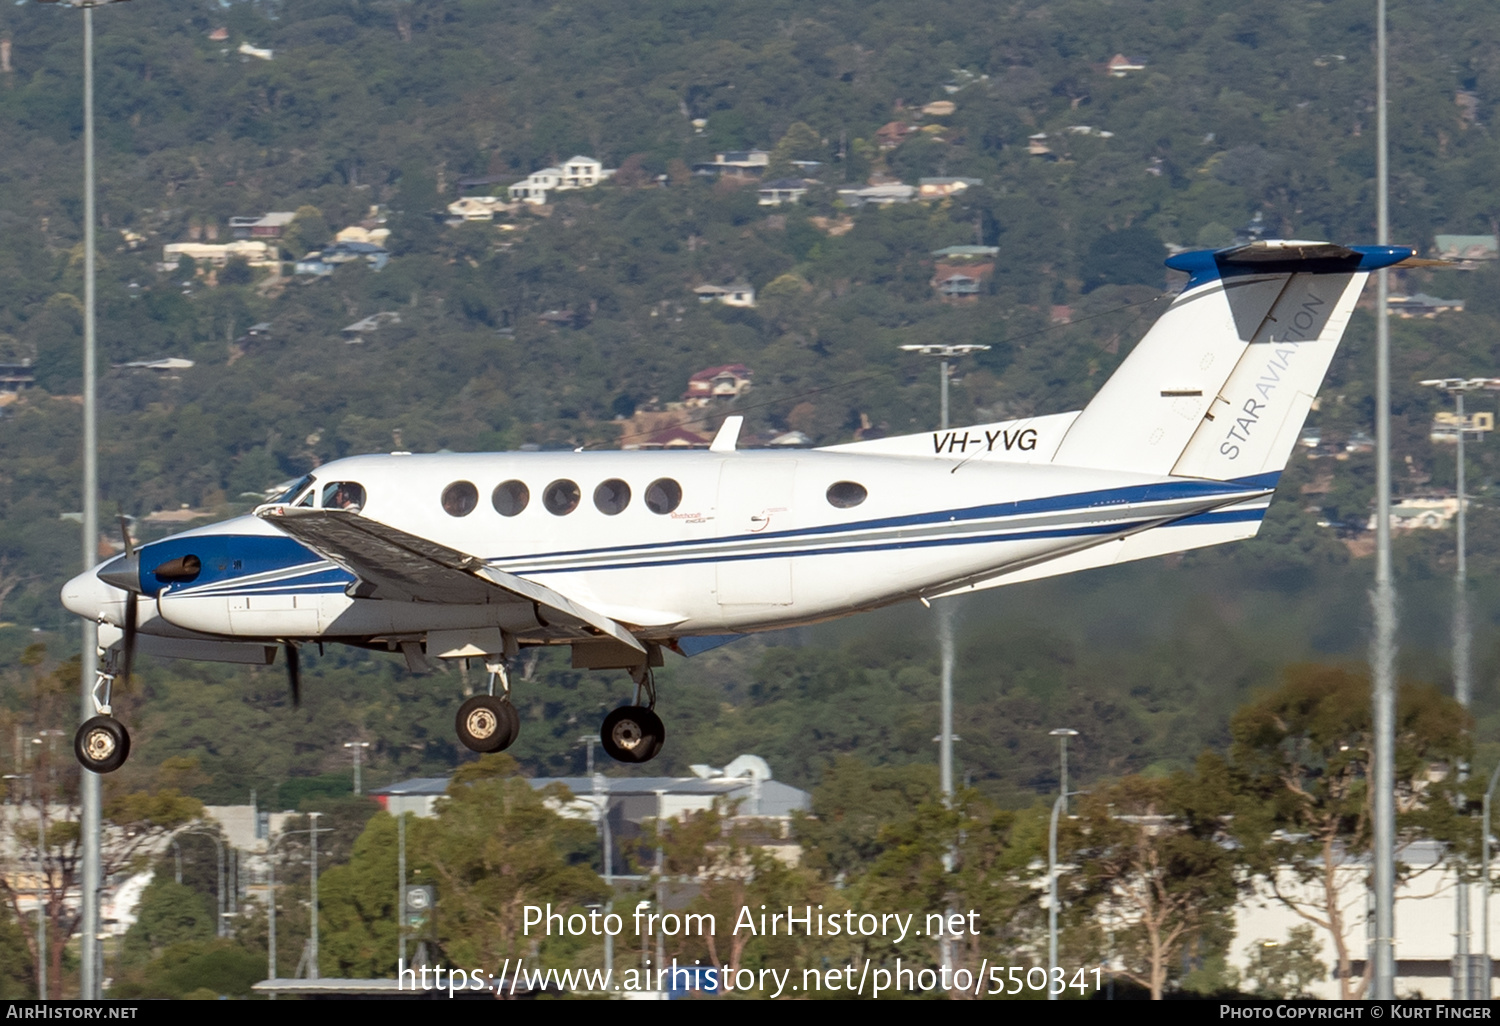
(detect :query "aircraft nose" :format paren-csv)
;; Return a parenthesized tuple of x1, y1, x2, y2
(61, 566, 126, 621)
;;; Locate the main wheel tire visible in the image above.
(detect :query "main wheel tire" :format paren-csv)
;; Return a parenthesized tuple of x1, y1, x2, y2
(75, 716, 130, 774)
(456, 695, 519, 753)
(600, 706, 666, 763)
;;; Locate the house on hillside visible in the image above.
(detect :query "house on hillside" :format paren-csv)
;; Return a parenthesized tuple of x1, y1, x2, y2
(559, 156, 611, 189)
(1106, 53, 1147, 76)
(162, 240, 279, 270)
(758, 178, 817, 206)
(508, 167, 563, 205)
(693, 283, 756, 308)
(918, 177, 982, 199)
(1433, 234, 1499, 267)
(294, 241, 389, 276)
(1387, 292, 1465, 318)
(1431, 410, 1495, 444)
(0, 358, 34, 393)
(836, 183, 916, 207)
(507, 157, 613, 204)
(446, 196, 511, 222)
(683, 364, 753, 405)
(932, 245, 999, 260)
(229, 212, 295, 239)
(692, 150, 770, 179)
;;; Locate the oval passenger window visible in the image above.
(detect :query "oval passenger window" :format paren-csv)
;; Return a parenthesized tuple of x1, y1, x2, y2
(594, 479, 631, 515)
(644, 478, 683, 515)
(492, 480, 530, 517)
(441, 481, 479, 517)
(543, 479, 581, 516)
(826, 481, 867, 509)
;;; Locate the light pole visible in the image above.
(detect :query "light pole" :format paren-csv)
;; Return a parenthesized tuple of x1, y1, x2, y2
(1419, 377, 1500, 997)
(1370, 0, 1397, 999)
(309, 812, 323, 979)
(343, 742, 370, 795)
(1051, 728, 1078, 815)
(901, 342, 988, 984)
(265, 816, 332, 987)
(1048, 790, 1083, 1001)
(1483, 762, 1500, 998)
(34, 0, 131, 997)
(898, 344, 990, 802)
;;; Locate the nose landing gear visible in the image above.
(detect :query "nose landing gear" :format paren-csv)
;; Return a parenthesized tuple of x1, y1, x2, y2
(74, 665, 131, 774)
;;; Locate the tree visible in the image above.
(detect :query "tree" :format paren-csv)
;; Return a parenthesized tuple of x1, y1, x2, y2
(1066, 760, 1241, 1000)
(1227, 665, 1468, 999)
(1243, 924, 1327, 999)
(418, 755, 606, 969)
(0, 654, 204, 997)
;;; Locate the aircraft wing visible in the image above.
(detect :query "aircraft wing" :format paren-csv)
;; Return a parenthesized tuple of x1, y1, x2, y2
(255, 506, 644, 653)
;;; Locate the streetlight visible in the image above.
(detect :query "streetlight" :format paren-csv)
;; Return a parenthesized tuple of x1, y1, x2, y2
(264, 815, 332, 987)
(1418, 377, 1499, 999)
(33, 0, 133, 998)
(1483, 762, 1500, 999)
(1050, 728, 1078, 815)
(170, 827, 227, 938)
(343, 742, 370, 795)
(901, 341, 989, 985)
(1048, 789, 1084, 1002)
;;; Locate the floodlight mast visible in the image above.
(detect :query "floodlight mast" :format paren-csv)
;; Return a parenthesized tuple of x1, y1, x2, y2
(1419, 377, 1500, 998)
(33, 0, 134, 998)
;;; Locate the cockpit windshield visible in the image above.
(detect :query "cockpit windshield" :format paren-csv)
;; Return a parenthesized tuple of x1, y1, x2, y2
(269, 474, 315, 505)
(321, 481, 366, 511)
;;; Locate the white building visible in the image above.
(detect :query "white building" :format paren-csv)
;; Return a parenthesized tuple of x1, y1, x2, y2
(507, 155, 614, 205)
(693, 283, 756, 308)
(1229, 840, 1497, 999)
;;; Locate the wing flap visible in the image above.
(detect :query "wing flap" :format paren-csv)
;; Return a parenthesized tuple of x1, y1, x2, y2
(256, 507, 644, 653)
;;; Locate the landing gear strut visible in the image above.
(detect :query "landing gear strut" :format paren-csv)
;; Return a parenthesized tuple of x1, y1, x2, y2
(600, 665, 665, 763)
(455, 660, 519, 753)
(74, 664, 131, 774)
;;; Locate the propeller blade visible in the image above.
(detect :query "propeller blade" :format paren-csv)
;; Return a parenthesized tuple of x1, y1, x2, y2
(119, 592, 138, 687)
(285, 643, 300, 708)
(116, 514, 135, 557)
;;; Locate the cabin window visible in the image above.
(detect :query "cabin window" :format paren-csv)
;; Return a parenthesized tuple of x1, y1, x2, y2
(543, 479, 581, 516)
(594, 479, 631, 515)
(826, 481, 867, 509)
(321, 482, 365, 511)
(441, 481, 479, 517)
(644, 478, 683, 515)
(492, 480, 530, 517)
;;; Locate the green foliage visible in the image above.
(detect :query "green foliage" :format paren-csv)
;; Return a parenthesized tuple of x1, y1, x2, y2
(1243, 924, 1327, 999)
(119, 878, 215, 967)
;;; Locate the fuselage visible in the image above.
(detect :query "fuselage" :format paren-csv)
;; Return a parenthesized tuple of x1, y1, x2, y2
(64, 447, 1271, 651)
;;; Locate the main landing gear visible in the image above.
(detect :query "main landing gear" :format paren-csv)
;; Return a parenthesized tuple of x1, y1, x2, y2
(599, 665, 665, 764)
(455, 661, 520, 754)
(74, 663, 131, 774)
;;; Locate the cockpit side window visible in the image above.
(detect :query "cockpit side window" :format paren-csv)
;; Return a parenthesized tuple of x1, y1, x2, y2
(292, 483, 317, 507)
(321, 481, 366, 511)
(270, 474, 315, 504)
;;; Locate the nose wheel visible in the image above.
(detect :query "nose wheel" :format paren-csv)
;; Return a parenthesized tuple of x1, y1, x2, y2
(73, 665, 131, 773)
(75, 715, 131, 774)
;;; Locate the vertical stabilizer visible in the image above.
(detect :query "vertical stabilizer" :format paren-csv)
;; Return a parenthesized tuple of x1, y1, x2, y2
(1051, 242, 1410, 479)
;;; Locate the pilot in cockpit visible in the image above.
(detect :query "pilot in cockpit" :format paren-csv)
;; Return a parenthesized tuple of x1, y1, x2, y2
(322, 482, 365, 512)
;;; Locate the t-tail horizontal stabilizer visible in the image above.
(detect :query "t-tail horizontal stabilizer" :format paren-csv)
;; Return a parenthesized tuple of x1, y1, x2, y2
(1051, 240, 1410, 480)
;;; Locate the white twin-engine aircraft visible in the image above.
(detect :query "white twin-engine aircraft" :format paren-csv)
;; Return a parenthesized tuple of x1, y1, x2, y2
(61, 241, 1411, 772)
